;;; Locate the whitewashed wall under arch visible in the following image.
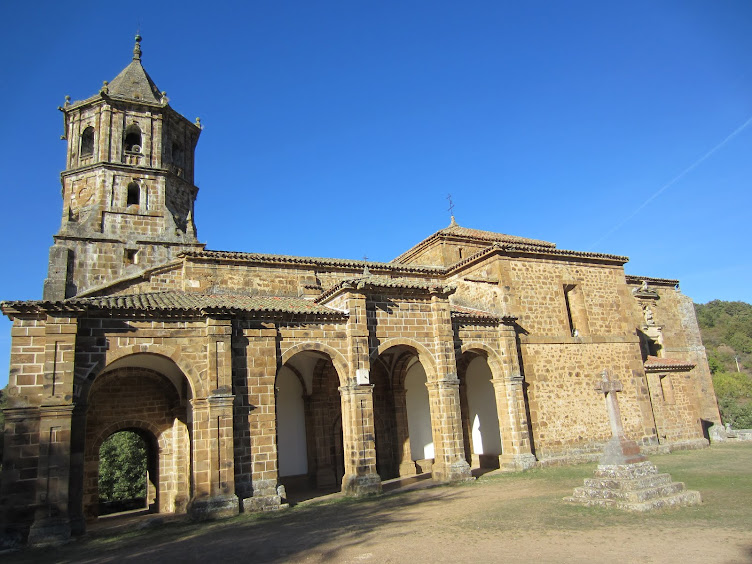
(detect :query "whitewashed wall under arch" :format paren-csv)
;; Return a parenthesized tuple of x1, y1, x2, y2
(405, 362, 434, 460)
(466, 356, 502, 456)
(276, 366, 308, 477)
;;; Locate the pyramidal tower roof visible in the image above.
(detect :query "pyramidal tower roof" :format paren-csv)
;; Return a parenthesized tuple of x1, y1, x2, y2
(105, 34, 163, 104)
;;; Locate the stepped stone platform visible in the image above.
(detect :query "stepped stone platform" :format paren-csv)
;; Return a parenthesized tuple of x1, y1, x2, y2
(565, 371, 701, 511)
(564, 460, 701, 512)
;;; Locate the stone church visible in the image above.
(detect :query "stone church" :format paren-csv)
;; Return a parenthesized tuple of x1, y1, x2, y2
(1, 37, 721, 545)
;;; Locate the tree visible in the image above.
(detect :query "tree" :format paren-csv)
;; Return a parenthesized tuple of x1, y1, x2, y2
(98, 431, 147, 502)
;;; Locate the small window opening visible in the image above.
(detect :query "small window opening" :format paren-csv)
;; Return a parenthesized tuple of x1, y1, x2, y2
(124, 124, 142, 153)
(80, 127, 95, 157)
(638, 330, 662, 362)
(458, 248, 463, 260)
(127, 182, 140, 206)
(563, 284, 577, 336)
(124, 249, 138, 265)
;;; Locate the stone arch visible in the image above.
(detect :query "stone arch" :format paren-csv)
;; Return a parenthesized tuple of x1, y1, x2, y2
(104, 344, 203, 399)
(281, 341, 349, 386)
(81, 364, 192, 521)
(370, 339, 439, 478)
(457, 344, 504, 469)
(277, 344, 347, 498)
(372, 338, 438, 383)
(459, 343, 506, 381)
(88, 419, 166, 460)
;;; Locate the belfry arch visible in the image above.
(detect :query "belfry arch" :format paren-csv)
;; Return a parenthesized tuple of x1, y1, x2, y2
(80, 353, 192, 521)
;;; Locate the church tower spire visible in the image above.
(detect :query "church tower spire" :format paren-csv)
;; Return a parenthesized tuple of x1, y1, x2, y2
(43, 37, 204, 300)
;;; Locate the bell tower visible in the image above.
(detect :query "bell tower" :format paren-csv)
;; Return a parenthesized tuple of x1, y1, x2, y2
(43, 35, 204, 300)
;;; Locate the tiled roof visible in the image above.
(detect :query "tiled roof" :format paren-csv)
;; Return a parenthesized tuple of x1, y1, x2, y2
(1, 292, 346, 318)
(316, 276, 456, 303)
(445, 242, 629, 274)
(181, 250, 444, 274)
(393, 220, 556, 264)
(644, 355, 695, 372)
(106, 59, 163, 104)
(626, 275, 680, 287)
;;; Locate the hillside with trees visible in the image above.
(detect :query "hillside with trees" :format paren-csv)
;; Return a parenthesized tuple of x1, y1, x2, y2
(695, 300, 752, 429)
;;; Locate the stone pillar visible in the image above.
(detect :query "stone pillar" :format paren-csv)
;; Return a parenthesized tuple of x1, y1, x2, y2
(241, 325, 284, 512)
(339, 289, 381, 494)
(26, 405, 75, 546)
(339, 384, 382, 496)
(495, 324, 536, 471)
(426, 292, 471, 482)
(188, 318, 239, 518)
(27, 315, 78, 546)
(393, 389, 416, 476)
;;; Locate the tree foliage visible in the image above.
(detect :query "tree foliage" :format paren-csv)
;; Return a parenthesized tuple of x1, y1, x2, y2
(98, 431, 147, 502)
(695, 300, 752, 428)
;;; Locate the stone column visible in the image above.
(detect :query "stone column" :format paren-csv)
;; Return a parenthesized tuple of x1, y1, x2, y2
(495, 324, 536, 471)
(27, 315, 78, 546)
(426, 292, 471, 483)
(339, 384, 381, 496)
(188, 317, 239, 518)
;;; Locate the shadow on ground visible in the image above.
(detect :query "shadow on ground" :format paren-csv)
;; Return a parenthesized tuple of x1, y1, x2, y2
(9, 487, 463, 564)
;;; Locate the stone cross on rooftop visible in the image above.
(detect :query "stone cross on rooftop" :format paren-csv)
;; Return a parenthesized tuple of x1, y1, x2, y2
(595, 369, 646, 465)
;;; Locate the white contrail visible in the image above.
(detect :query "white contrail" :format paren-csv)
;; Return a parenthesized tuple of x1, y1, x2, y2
(589, 114, 752, 250)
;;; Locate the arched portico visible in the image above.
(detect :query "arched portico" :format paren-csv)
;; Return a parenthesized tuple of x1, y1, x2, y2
(457, 349, 502, 469)
(81, 355, 191, 521)
(276, 349, 345, 500)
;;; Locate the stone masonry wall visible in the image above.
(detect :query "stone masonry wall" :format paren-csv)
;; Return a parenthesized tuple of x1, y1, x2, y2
(521, 341, 656, 461)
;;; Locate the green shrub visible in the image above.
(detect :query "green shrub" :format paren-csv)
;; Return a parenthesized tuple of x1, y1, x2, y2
(98, 431, 147, 502)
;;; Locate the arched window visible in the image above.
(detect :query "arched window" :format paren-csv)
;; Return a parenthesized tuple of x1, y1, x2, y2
(80, 126, 95, 157)
(124, 124, 142, 153)
(172, 142, 183, 166)
(127, 182, 140, 206)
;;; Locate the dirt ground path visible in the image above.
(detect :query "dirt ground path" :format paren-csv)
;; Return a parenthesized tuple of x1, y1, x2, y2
(11, 468, 752, 564)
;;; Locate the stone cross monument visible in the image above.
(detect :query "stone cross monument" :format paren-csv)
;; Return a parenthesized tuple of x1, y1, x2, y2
(595, 370, 646, 466)
(565, 369, 701, 511)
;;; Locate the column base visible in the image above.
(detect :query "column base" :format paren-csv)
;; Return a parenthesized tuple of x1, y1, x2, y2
(399, 461, 418, 477)
(27, 517, 71, 547)
(432, 459, 472, 483)
(342, 473, 382, 497)
(242, 479, 288, 512)
(499, 453, 537, 472)
(187, 494, 239, 520)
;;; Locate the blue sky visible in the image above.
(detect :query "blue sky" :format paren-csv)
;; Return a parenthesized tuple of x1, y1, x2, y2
(1, 1, 751, 387)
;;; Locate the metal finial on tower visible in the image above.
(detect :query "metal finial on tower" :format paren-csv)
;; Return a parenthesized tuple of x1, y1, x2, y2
(447, 194, 457, 226)
(133, 33, 142, 61)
